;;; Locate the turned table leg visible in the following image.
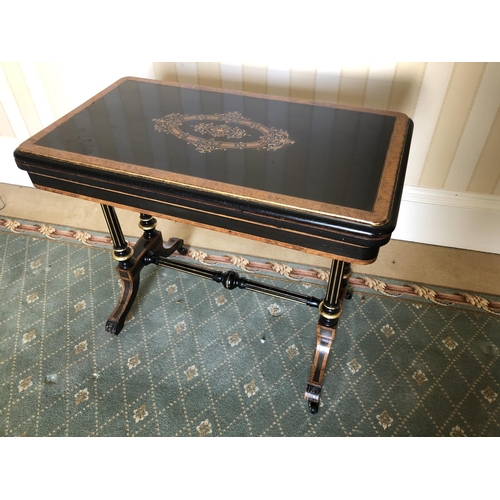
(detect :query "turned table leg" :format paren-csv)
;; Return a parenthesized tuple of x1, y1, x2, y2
(305, 259, 352, 413)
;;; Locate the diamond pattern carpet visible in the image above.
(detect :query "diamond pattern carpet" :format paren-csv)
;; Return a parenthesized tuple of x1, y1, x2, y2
(0, 225, 499, 437)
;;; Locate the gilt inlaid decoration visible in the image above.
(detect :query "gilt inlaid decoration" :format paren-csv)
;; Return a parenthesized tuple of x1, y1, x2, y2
(153, 111, 294, 153)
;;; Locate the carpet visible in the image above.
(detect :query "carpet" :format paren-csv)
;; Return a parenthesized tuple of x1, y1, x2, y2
(1, 218, 499, 437)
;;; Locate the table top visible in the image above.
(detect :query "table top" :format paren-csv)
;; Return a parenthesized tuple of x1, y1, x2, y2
(15, 77, 413, 262)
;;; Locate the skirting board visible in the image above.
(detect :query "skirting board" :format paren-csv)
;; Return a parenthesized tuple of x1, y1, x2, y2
(2, 136, 500, 255)
(393, 186, 500, 255)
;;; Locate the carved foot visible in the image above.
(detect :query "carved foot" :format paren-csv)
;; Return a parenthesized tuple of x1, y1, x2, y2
(105, 319, 122, 335)
(106, 273, 140, 335)
(305, 383, 322, 414)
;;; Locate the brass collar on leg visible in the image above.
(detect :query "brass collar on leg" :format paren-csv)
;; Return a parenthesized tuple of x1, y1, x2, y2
(112, 246, 134, 262)
(318, 301, 343, 321)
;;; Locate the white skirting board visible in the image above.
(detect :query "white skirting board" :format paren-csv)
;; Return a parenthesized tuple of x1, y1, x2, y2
(393, 186, 500, 255)
(2, 137, 499, 255)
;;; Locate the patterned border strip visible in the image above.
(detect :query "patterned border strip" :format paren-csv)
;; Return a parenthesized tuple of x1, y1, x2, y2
(0, 218, 112, 246)
(349, 276, 500, 316)
(1, 217, 499, 316)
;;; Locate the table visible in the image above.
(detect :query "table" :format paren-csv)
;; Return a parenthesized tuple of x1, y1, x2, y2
(14, 77, 413, 413)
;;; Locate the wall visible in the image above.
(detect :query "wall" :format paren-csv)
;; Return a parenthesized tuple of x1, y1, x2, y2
(1, 62, 499, 254)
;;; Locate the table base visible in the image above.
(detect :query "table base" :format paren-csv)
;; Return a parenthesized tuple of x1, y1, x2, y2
(101, 205, 352, 413)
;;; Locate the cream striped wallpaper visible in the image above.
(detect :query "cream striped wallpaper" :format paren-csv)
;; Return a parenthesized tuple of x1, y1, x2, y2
(2, 61, 500, 196)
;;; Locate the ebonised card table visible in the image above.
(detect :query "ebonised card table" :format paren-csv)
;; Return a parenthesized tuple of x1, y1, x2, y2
(15, 77, 413, 413)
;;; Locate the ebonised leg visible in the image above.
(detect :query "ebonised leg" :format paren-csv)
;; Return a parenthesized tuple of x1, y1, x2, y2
(101, 208, 184, 334)
(305, 259, 352, 413)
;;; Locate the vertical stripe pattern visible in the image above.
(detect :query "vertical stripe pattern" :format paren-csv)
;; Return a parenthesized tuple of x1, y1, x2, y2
(419, 63, 487, 188)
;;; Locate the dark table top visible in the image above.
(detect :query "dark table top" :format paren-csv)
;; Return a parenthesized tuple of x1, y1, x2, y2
(15, 77, 413, 262)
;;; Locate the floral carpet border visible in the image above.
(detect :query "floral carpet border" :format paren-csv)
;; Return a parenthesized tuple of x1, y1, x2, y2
(1, 217, 499, 316)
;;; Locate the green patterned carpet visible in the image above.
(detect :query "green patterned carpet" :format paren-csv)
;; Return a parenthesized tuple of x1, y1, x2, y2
(1, 220, 499, 437)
